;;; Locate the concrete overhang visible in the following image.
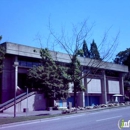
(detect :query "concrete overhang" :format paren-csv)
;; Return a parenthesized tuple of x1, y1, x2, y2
(2, 42, 129, 73)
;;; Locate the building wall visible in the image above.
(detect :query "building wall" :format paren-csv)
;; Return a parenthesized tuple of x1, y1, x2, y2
(1, 55, 16, 103)
(0, 42, 128, 110)
(4, 42, 128, 72)
(4, 93, 46, 112)
(1, 55, 126, 109)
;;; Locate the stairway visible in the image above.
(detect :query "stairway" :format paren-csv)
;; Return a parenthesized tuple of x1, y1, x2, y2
(0, 92, 36, 112)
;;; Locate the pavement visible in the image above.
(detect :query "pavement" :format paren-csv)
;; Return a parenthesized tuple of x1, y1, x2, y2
(0, 108, 108, 118)
(0, 108, 107, 118)
(0, 110, 62, 118)
(0, 105, 129, 118)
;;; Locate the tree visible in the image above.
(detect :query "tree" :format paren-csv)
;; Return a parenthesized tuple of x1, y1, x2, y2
(0, 36, 5, 73)
(90, 40, 101, 60)
(67, 53, 85, 106)
(82, 40, 90, 58)
(28, 48, 69, 107)
(0, 36, 2, 41)
(114, 48, 130, 98)
(48, 21, 90, 106)
(48, 20, 119, 106)
(114, 48, 130, 70)
(78, 40, 90, 58)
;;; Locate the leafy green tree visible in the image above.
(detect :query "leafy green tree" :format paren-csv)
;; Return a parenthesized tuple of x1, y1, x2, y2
(114, 48, 130, 69)
(28, 48, 69, 106)
(114, 48, 130, 98)
(77, 49, 84, 57)
(90, 40, 101, 60)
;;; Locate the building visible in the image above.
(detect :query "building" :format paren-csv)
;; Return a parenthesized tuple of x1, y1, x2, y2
(0, 42, 128, 112)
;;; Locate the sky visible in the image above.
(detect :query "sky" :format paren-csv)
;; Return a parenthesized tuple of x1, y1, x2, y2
(0, 0, 130, 60)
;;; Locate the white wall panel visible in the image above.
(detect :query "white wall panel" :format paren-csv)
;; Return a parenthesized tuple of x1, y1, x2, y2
(108, 80, 120, 94)
(87, 78, 101, 93)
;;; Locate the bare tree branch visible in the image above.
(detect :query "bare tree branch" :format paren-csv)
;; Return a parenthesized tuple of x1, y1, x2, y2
(47, 21, 119, 87)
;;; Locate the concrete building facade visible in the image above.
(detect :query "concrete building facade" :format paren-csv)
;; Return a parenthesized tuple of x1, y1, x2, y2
(0, 42, 128, 112)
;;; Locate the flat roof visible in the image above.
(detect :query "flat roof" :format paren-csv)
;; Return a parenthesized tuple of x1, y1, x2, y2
(2, 42, 128, 73)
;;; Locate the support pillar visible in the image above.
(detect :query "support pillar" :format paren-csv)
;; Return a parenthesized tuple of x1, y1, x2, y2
(119, 73, 124, 96)
(84, 75, 89, 106)
(101, 70, 107, 104)
(78, 92, 85, 107)
(77, 71, 85, 107)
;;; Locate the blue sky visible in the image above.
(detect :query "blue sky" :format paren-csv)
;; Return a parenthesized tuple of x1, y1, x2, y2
(0, 0, 130, 59)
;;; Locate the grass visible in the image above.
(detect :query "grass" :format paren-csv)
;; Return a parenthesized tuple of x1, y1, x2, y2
(0, 114, 62, 125)
(0, 113, 77, 125)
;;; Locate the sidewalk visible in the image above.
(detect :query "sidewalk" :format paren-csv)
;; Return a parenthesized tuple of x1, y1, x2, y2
(0, 110, 62, 118)
(0, 104, 130, 118)
(0, 105, 130, 126)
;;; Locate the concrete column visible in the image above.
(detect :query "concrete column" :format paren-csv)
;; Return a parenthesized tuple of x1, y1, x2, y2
(77, 71, 85, 107)
(101, 70, 107, 104)
(119, 73, 124, 96)
(78, 92, 85, 107)
(84, 75, 89, 106)
(1, 56, 18, 103)
(1, 69, 12, 103)
(82, 72, 85, 107)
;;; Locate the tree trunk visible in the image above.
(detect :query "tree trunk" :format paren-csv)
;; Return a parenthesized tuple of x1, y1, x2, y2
(46, 98, 54, 110)
(73, 82, 77, 107)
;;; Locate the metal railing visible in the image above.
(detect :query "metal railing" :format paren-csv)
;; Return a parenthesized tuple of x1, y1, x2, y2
(0, 92, 36, 112)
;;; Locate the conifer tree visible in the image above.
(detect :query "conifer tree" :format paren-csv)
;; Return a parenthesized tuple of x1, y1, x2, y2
(90, 40, 101, 60)
(82, 40, 90, 58)
(0, 36, 2, 41)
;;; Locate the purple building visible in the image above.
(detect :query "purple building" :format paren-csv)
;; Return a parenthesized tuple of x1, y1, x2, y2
(0, 42, 128, 112)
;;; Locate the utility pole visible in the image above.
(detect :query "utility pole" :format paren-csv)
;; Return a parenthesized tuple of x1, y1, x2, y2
(26, 87, 29, 116)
